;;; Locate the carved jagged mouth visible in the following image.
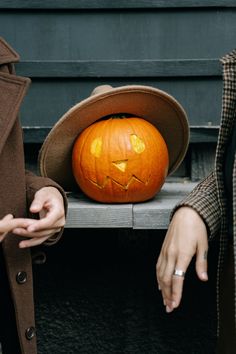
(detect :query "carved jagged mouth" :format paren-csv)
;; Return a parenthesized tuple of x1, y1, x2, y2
(87, 175, 151, 190)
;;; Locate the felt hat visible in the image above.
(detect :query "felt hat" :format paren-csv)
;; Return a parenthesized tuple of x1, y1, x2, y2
(39, 84, 190, 191)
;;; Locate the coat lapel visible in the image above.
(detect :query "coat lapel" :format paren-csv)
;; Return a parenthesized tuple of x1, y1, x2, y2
(214, 50, 236, 214)
(0, 36, 31, 156)
(217, 50, 236, 161)
(0, 72, 30, 155)
(214, 50, 236, 338)
(0, 36, 19, 65)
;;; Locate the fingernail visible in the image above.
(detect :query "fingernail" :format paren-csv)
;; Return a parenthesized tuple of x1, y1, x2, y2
(166, 306, 172, 313)
(201, 272, 208, 280)
(172, 301, 176, 308)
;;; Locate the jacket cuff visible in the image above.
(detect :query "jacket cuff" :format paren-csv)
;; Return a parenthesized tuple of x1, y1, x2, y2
(44, 228, 64, 246)
(170, 173, 221, 240)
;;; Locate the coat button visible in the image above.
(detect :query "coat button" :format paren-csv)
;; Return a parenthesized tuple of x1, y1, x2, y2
(16, 271, 27, 284)
(25, 326, 36, 340)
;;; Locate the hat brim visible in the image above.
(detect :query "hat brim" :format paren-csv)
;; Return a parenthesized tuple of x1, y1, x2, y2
(39, 85, 189, 191)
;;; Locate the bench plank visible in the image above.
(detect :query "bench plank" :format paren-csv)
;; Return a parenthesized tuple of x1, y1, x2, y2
(1, 0, 236, 9)
(66, 193, 133, 228)
(133, 182, 197, 229)
(65, 182, 197, 229)
(16, 60, 221, 78)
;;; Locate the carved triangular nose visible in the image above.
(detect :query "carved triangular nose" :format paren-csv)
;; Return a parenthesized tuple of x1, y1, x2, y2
(112, 160, 128, 172)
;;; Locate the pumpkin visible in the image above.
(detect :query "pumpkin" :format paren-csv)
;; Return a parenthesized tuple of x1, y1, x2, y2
(72, 116, 169, 203)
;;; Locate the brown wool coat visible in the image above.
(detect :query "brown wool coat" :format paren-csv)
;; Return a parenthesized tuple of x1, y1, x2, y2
(174, 50, 236, 352)
(0, 38, 67, 354)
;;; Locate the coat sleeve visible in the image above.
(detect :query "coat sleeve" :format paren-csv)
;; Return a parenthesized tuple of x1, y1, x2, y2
(171, 171, 221, 240)
(25, 170, 68, 245)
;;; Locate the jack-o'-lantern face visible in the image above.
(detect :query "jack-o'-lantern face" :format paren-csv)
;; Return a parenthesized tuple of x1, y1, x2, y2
(72, 116, 169, 203)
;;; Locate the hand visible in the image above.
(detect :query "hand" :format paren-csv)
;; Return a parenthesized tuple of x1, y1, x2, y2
(0, 214, 34, 243)
(156, 206, 208, 313)
(12, 187, 66, 248)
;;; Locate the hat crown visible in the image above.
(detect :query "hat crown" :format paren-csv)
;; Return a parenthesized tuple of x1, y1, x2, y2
(91, 85, 113, 96)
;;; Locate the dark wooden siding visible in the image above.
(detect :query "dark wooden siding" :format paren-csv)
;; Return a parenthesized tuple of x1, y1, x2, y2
(1, 2, 234, 181)
(2, 1, 235, 179)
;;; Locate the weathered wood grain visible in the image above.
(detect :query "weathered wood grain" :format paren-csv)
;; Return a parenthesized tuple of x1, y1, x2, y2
(65, 182, 197, 229)
(16, 60, 222, 78)
(66, 193, 133, 228)
(0, 0, 235, 9)
(191, 143, 216, 181)
(19, 78, 222, 128)
(133, 182, 197, 229)
(1, 10, 235, 61)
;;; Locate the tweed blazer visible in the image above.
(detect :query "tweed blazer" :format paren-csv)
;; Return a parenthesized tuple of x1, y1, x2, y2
(174, 49, 236, 339)
(0, 37, 67, 354)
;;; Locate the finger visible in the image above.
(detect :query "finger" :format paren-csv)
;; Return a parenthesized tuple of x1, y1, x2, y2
(156, 255, 166, 291)
(156, 252, 168, 304)
(13, 227, 61, 238)
(156, 238, 177, 295)
(0, 215, 14, 242)
(2, 214, 14, 221)
(171, 256, 192, 310)
(27, 216, 64, 233)
(160, 258, 176, 309)
(0, 217, 34, 233)
(0, 232, 7, 243)
(27, 202, 65, 230)
(29, 192, 47, 214)
(19, 235, 52, 248)
(170, 275, 185, 312)
(0, 214, 13, 235)
(156, 248, 177, 310)
(156, 254, 164, 290)
(196, 246, 208, 281)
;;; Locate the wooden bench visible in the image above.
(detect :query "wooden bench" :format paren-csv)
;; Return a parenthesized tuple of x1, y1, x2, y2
(65, 181, 197, 229)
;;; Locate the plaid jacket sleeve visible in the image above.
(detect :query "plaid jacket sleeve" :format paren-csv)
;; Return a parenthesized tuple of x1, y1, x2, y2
(171, 171, 221, 240)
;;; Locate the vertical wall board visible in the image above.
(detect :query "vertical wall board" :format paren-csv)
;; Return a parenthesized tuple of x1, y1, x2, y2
(191, 143, 217, 181)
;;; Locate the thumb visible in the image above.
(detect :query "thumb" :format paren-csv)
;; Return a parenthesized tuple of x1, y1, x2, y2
(30, 193, 45, 214)
(195, 242, 208, 282)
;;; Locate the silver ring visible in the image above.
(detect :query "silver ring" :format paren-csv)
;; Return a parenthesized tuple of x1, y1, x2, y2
(173, 269, 185, 277)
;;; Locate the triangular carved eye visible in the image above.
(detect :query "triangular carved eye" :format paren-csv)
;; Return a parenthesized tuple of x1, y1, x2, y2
(130, 134, 145, 153)
(112, 160, 128, 172)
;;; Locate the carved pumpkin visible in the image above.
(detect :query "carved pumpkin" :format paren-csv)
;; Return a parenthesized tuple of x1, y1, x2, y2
(72, 116, 169, 203)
